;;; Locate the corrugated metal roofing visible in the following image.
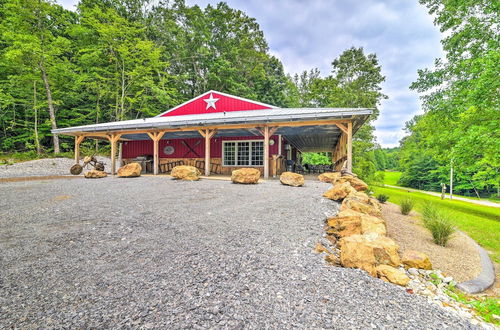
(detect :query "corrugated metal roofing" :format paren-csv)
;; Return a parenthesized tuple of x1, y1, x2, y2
(52, 107, 372, 152)
(52, 107, 372, 134)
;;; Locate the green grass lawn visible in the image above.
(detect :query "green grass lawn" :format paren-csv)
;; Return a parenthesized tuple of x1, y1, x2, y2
(372, 185, 500, 263)
(378, 171, 402, 186)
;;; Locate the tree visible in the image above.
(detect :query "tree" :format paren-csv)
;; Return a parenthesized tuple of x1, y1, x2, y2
(1, 0, 77, 153)
(400, 0, 500, 196)
(292, 47, 387, 182)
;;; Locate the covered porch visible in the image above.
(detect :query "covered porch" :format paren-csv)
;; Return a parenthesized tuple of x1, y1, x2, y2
(53, 108, 371, 179)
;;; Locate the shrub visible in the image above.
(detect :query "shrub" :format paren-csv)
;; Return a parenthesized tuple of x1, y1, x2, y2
(400, 197, 415, 215)
(376, 194, 389, 203)
(421, 203, 455, 246)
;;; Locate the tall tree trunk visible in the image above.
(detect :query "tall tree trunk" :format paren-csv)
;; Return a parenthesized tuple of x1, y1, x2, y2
(39, 61, 60, 153)
(33, 81, 41, 155)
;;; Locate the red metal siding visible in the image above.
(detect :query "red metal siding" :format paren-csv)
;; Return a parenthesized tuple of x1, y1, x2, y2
(123, 135, 280, 159)
(161, 92, 271, 117)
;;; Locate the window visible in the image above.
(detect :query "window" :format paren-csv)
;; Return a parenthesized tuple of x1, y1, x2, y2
(223, 140, 264, 166)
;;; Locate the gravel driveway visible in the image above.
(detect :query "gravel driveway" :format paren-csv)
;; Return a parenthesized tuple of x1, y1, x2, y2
(0, 177, 475, 329)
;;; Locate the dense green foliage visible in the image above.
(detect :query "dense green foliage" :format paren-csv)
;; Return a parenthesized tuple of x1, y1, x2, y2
(397, 0, 499, 197)
(301, 152, 331, 165)
(0, 0, 385, 181)
(372, 185, 500, 262)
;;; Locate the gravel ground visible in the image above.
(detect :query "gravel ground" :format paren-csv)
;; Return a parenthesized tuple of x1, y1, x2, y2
(383, 203, 482, 283)
(0, 157, 114, 178)
(0, 177, 476, 329)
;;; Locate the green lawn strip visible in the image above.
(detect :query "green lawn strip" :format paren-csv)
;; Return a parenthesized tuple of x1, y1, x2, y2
(378, 171, 402, 186)
(377, 171, 500, 204)
(372, 186, 500, 264)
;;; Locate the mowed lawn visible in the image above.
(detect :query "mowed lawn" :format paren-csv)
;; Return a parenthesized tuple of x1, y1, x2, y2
(372, 186, 500, 263)
(380, 171, 402, 186)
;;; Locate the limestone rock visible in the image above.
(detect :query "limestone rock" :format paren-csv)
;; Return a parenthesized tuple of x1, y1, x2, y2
(280, 172, 304, 187)
(325, 253, 340, 265)
(314, 242, 330, 254)
(327, 209, 386, 237)
(327, 209, 362, 237)
(84, 170, 107, 179)
(318, 172, 341, 183)
(117, 162, 142, 177)
(323, 182, 356, 201)
(171, 165, 201, 181)
(341, 197, 382, 217)
(339, 233, 401, 276)
(402, 250, 433, 270)
(337, 175, 369, 191)
(376, 265, 410, 286)
(231, 168, 260, 184)
(348, 191, 371, 203)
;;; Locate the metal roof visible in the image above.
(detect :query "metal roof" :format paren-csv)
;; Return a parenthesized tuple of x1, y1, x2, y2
(52, 107, 372, 152)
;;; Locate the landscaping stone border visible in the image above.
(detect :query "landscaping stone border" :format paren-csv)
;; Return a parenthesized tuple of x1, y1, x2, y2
(456, 232, 495, 294)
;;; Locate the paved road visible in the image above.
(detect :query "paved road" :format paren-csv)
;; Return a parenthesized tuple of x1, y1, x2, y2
(385, 185, 500, 208)
(0, 177, 475, 328)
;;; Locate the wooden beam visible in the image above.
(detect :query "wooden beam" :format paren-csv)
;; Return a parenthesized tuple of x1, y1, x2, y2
(146, 131, 165, 175)
(264, 126, 270, 180)
(268, 126, 278, 136)
(74, 135, 84, 163)
(59, 119, 354, 139)
(107, 133, 122, 175)
(347, 121, 353, 172)
(335, 123, 348, 134)
(197, 129, 206, 138)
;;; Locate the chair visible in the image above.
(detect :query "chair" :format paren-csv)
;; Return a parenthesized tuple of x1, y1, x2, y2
(285, 160, 295, 172)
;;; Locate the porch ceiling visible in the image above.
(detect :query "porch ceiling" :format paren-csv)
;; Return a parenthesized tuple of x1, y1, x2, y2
(120, 124, 344, 152)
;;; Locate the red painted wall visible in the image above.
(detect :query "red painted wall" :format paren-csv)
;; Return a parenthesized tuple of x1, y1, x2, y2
(122, 136, 282, 159)
(161, 92, 271, 117)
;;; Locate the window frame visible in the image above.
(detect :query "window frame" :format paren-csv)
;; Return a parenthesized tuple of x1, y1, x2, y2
(222, 140, 265, 167)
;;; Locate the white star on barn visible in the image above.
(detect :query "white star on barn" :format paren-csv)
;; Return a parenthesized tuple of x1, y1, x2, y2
(203, 93, 219, 110)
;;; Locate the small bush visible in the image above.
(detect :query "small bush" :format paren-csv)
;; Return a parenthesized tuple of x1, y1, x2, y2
(421, 203, 455, 246)
(376, 194, 389, 203)
(400, 197, 415, 215)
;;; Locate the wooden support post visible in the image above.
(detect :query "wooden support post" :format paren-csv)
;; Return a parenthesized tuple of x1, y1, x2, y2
(74, 135, 84, 163)
(198, 129, 217, 176)
(108, 134, 122, 175)
(147, 131, 166, 175)
(347, 121, 353, 173)
(264, 126, 270, 180)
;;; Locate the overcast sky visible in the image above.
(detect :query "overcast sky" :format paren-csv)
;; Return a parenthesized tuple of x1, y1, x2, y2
(59, 0, 443, 147)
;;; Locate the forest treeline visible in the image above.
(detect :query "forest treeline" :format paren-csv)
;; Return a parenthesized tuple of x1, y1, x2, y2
(396, 0, 499, 197)
(1, 0, 497, 196)
(0, 0, 386, 181)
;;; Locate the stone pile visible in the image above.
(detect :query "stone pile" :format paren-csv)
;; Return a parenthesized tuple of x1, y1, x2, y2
(316, 172, 494, 327)
(317, 172, 424, 287)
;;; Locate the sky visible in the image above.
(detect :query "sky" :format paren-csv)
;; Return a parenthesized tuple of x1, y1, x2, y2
(58, 0, 443, 147)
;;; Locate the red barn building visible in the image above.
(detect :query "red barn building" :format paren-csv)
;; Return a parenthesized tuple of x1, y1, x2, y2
(53, 91, 372, 179)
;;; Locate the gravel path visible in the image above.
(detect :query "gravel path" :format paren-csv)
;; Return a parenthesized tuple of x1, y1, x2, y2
(0, 157, 114, 178)
(385, 185, 500, 208)
(0, 177, 476, 329)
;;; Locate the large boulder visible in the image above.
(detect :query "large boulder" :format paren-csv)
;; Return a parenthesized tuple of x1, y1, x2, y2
(341, 197, 382, 217)
(171, 165, 200, 181)
(376, 265, 410, 286)
(327, 209, 386, 237)
(318, 172, 341, 183)
(323, 182, 356, 201)
(280, 172, 304, 187)
(84, 170, 107, 179)
(339, 233, 401, 276)
(117, 162, 142, 177)
(231, 168, 260, 184)
(402, 250, 433, 270)
(336, 175, 369, 192)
